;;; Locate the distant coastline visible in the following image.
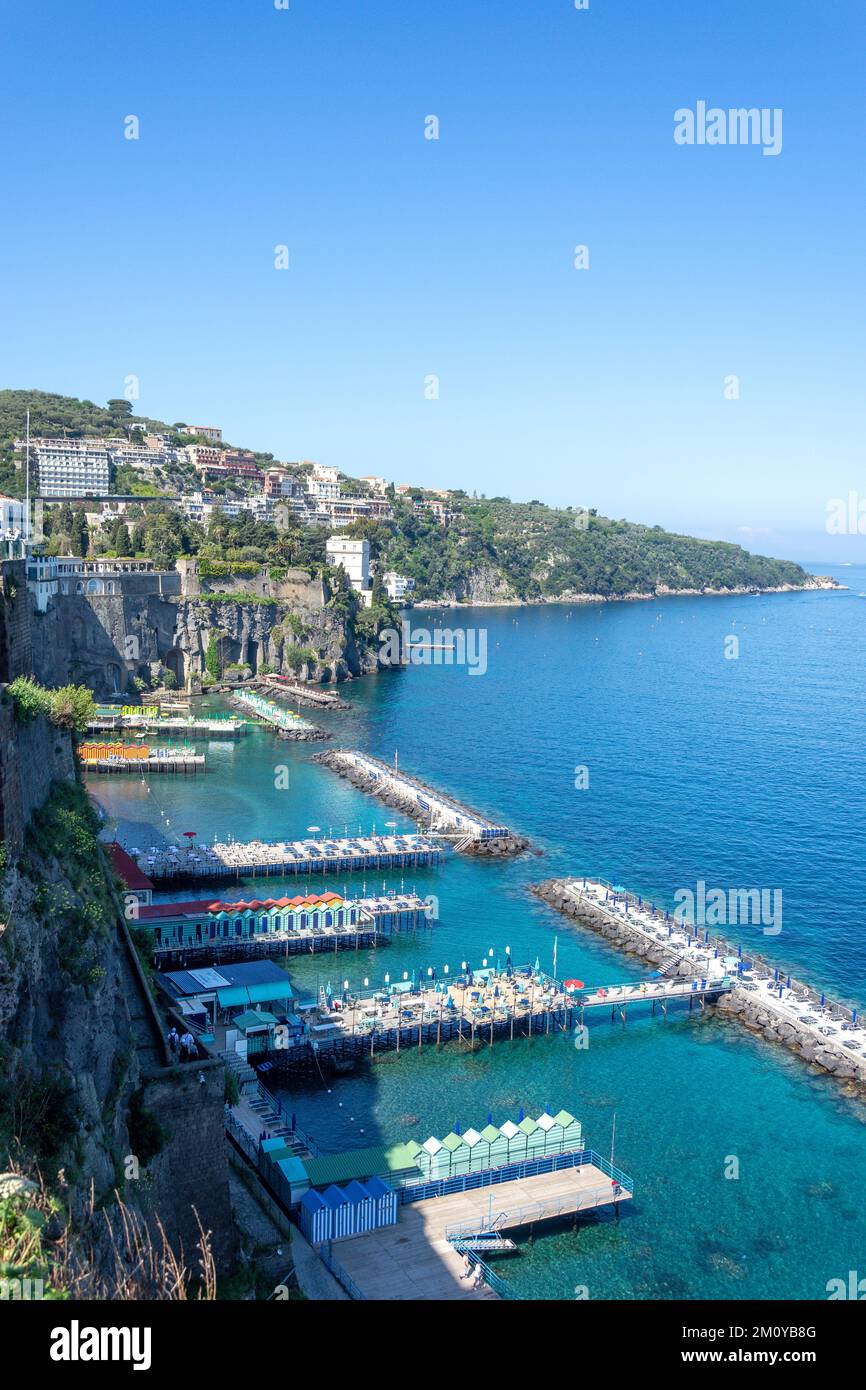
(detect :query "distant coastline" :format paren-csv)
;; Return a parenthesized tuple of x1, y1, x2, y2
(412, 574, 843, 610)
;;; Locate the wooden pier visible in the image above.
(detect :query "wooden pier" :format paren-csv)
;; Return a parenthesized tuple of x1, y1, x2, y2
(151, 894, 434, 968)
(86, 715, 245, 738)
(326, 1164, 631, 1301)
(258, 963, 730, 1080)
(138, 832, 443, 884)
(260, 676, 350, 709)
(83, 753, 205, 775)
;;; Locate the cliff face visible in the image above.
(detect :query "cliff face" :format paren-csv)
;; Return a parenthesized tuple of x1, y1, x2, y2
(0, 566, 237, 1277)
(31, 562, 398, 696)
(0, 720, 237, 1275)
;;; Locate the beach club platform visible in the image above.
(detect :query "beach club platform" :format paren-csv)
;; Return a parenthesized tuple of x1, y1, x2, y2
(135, 833, 443, 884)
(324, 1163, 631, 1301)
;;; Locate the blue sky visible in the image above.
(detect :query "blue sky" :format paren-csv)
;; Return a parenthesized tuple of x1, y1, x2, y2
(1, 0, 864, 561)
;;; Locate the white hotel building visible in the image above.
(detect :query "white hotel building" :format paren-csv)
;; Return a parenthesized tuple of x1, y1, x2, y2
(326, 536, 372, 606)
(24, 439, 113, 498)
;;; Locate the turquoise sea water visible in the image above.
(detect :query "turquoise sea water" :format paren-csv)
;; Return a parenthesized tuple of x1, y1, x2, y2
(89, 564, 866, 1300)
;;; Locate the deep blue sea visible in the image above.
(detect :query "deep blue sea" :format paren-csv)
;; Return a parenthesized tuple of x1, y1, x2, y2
(90, 563, 866, 1300)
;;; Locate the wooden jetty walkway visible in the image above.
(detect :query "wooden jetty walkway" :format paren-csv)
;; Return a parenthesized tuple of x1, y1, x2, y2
(81, 748, 205, 775)
(137, 832, 443, 884)
(260, 675, 350, 709)
(315, 748, 527, 855)
(325, 1164, 631, 1301)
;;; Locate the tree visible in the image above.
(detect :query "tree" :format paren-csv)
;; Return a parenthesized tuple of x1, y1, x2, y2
(205, 631, 223, 681)
(69, 507, 89, 558)
(107, 399, 133, 417)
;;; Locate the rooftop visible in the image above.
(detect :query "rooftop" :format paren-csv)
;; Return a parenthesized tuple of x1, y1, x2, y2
(107, 842, 155, 894)
(138, 890, 346, 921)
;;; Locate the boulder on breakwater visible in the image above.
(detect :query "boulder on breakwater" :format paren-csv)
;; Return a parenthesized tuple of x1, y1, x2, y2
(532, 877, 866, 1100)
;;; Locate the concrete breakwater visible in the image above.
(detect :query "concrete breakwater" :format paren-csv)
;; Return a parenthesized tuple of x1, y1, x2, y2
(314, 748, 530, 857)
(256, 676, 351, 709)
(533, 878, 866, 1095)
(229, 689, 329, 741)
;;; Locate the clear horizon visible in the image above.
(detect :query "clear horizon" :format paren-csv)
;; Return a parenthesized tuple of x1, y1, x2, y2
(1, 0, 863, 559)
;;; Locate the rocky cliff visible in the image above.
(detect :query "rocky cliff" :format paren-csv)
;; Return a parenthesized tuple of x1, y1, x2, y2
(32, 562, 399, 697)
(0, 569, 237, 1284)
(0, 722, 237, 1279)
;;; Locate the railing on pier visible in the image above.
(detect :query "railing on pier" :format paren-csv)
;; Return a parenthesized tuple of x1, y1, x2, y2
(445, 1240, 514, 1299)
(318, 1241, 368, 1300)
(399, 1147, 632, 1206)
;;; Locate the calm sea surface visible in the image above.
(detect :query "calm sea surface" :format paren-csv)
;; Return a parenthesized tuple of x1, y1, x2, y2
(89, 563, 866, 1299)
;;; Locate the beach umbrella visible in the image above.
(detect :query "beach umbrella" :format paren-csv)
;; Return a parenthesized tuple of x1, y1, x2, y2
(518, 1105, 524, 1122)
(786, 976, 791, 989)
(821, 992, 825, 1007)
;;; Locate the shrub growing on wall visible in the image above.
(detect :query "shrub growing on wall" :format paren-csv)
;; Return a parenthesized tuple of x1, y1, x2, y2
(6, 678, 95, 733)
(204, 632, 223, 681)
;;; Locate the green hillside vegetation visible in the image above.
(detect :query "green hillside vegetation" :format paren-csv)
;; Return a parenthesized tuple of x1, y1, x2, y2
(1, 388, 813, 600)
(337, 498, 810, 600)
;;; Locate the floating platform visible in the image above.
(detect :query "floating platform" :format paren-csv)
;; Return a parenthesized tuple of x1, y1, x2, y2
(87, 715, 246, 737)
(138, 833, 443, 884)
(315, 748, 528, 855)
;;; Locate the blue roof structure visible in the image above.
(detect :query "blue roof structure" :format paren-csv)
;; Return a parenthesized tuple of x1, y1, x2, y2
(160, 959, 295, 1003)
